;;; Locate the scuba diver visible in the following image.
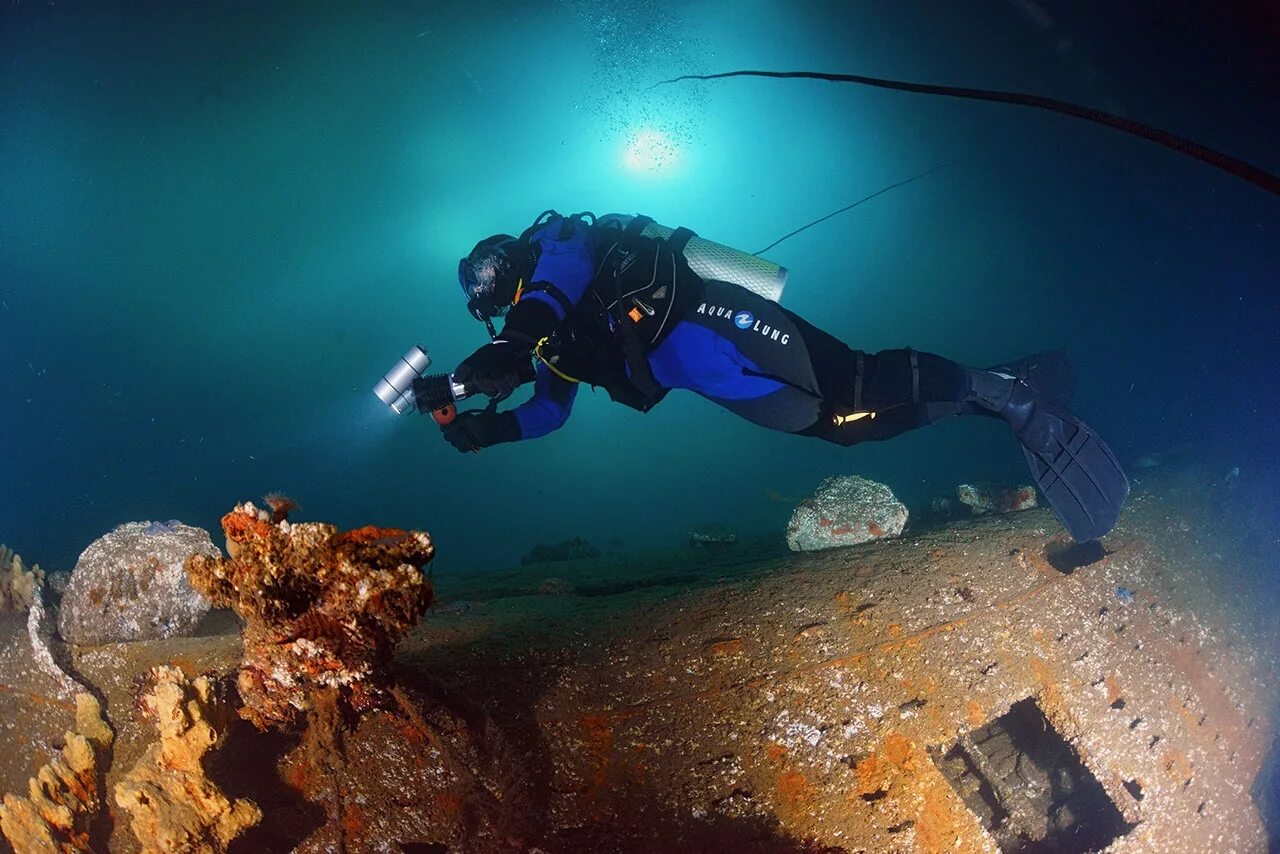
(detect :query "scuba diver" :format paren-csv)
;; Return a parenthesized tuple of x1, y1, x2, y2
(415, 209, 1128, 542)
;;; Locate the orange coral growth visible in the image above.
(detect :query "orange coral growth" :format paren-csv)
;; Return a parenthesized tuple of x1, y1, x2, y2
(341, 804, 366, 837)
(579, 713, 625, 807)
(1029, 655, 1065, 714)
(914, 772, 988, 854)
(704, 637, 744, 657)
(581, 714, 613, 747)
(220, 510, 274, 544)
(854, 754, 886, 795)
(883, 732, 913, 766)
(776, 770, 812, 810)
(337, 525, 409, 544)
(1104, 674, 1123, 706)
(186, 501, 436, 729)
(1161, 749, 1193, 785)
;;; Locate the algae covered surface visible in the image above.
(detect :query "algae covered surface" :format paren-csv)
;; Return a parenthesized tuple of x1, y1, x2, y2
(1, 476, 1276, 852)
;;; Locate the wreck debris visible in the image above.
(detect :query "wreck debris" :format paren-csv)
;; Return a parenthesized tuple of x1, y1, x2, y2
(114, 665, 261, 853)
(184, 501, 435, 729)
(0, 543, 81, 700)
(58, 521, 220, 645)
(178, 504, 526, 850)
(0, 544, 45, 612)
(262, 682, 525, 853)
(936, 698, 1132, 851)
(520, 537, 600, 565)
(28, 595, 83, 700)
(0, 693, 114, 853)
(688, 523, 738, 548)
(434, 491, 1272, 851)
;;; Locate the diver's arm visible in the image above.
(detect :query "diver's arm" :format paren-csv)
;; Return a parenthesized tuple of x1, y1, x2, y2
(439, 364, 576, 453)
(455, 214, 595, 396)
(509, 362, 578, 439)
(497, 215, 596, 345)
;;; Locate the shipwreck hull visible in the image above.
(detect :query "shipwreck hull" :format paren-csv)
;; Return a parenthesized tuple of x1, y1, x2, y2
(1, 487, 1275, 852)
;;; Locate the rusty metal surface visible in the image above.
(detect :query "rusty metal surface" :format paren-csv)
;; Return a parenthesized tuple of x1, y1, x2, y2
(1, 486, 1275, 852)
(411, 497, 1276, 852)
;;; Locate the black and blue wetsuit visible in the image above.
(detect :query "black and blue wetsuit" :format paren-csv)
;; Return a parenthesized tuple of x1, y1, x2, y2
(505, 218, 970, 447)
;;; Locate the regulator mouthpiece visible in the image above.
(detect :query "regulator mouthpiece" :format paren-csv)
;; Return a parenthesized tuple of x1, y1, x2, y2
(374, 345, 431, 415)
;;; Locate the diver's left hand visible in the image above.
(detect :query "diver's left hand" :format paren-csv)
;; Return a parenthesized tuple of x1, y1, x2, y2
(453, 340, 530, 397)
(440, 410, 519, 453)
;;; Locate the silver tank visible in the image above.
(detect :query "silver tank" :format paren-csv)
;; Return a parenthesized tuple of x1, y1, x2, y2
(597, 214, 788, 303)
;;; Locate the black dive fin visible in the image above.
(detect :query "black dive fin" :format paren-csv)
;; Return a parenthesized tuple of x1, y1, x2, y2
(1017, 397, 1129, 542)
(987, 350, 1074, 409)
(963, 350, 1075, 419)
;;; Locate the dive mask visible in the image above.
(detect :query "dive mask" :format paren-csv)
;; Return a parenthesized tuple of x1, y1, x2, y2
(459, 234, 522, 321)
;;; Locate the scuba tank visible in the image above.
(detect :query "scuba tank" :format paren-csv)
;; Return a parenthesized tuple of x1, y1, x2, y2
(596, 213, 788, 303)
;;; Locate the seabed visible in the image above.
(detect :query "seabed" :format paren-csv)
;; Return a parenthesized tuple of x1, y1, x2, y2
(1, 471, 1276, 852)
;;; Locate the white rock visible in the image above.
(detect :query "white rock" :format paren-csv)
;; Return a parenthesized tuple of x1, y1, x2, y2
(58, 521, 220, 645)
(786, 475, 907, 552)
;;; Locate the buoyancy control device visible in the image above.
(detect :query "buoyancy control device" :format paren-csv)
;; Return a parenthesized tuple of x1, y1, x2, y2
(595, 214, 788, 303)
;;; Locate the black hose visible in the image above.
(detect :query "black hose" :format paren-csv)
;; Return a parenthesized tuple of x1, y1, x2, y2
(654, 69, 1280, 198)
(754, 162, 953, 255)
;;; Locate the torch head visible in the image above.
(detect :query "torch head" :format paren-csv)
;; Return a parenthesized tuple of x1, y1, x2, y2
(373, 345, 431, 415)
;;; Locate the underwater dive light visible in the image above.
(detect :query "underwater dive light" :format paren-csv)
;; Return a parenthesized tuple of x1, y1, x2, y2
(373, 344, 430, 414)
(374, 345, 434, 415)
(373, 344, 472, 422)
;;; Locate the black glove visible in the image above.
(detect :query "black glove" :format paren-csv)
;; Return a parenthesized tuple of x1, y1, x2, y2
(440, 410, 520, 453)
(452, 340, 531, 397)
(454, 297, 559, 396)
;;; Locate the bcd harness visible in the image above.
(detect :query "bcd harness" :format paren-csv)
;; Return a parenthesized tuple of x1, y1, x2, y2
(530, 213, 707, 412)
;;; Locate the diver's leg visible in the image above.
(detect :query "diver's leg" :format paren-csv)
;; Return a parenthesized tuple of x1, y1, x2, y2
(795, 346, 971, 445)
(666, 280, 969, 443)
(672, 280, 1127, 539)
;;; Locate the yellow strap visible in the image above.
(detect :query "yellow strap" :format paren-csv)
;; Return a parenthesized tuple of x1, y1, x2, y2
(512, 278, 524, 304)
(833, 410, 876, 426)
(533, 337, 581, 384)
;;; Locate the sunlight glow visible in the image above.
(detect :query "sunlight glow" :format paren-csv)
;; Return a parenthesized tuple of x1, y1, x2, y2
(623, 128, 680, 173)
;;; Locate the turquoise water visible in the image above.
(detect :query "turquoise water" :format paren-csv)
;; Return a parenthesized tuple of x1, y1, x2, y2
(3, 0, 1279, 842)
(3, 5, 1277, 596)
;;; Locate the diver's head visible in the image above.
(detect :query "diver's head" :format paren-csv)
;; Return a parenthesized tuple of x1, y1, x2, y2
(458, 234, 534, 323)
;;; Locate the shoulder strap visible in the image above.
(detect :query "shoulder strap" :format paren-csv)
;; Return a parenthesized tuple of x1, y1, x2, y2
(518, 281, 573, 318)
(667, 226, 696, 256)
(624, 215, 654, 238)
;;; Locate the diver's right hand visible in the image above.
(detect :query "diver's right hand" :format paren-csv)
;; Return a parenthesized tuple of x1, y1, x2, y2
(453, 340, 530, 397)
(440, 410, 519, 452)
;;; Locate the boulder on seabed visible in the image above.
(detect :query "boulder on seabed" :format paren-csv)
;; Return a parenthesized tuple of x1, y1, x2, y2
(956, 483, 1037, 515)
(786, 475, 908, 552)
(58, 521, 219, 646)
